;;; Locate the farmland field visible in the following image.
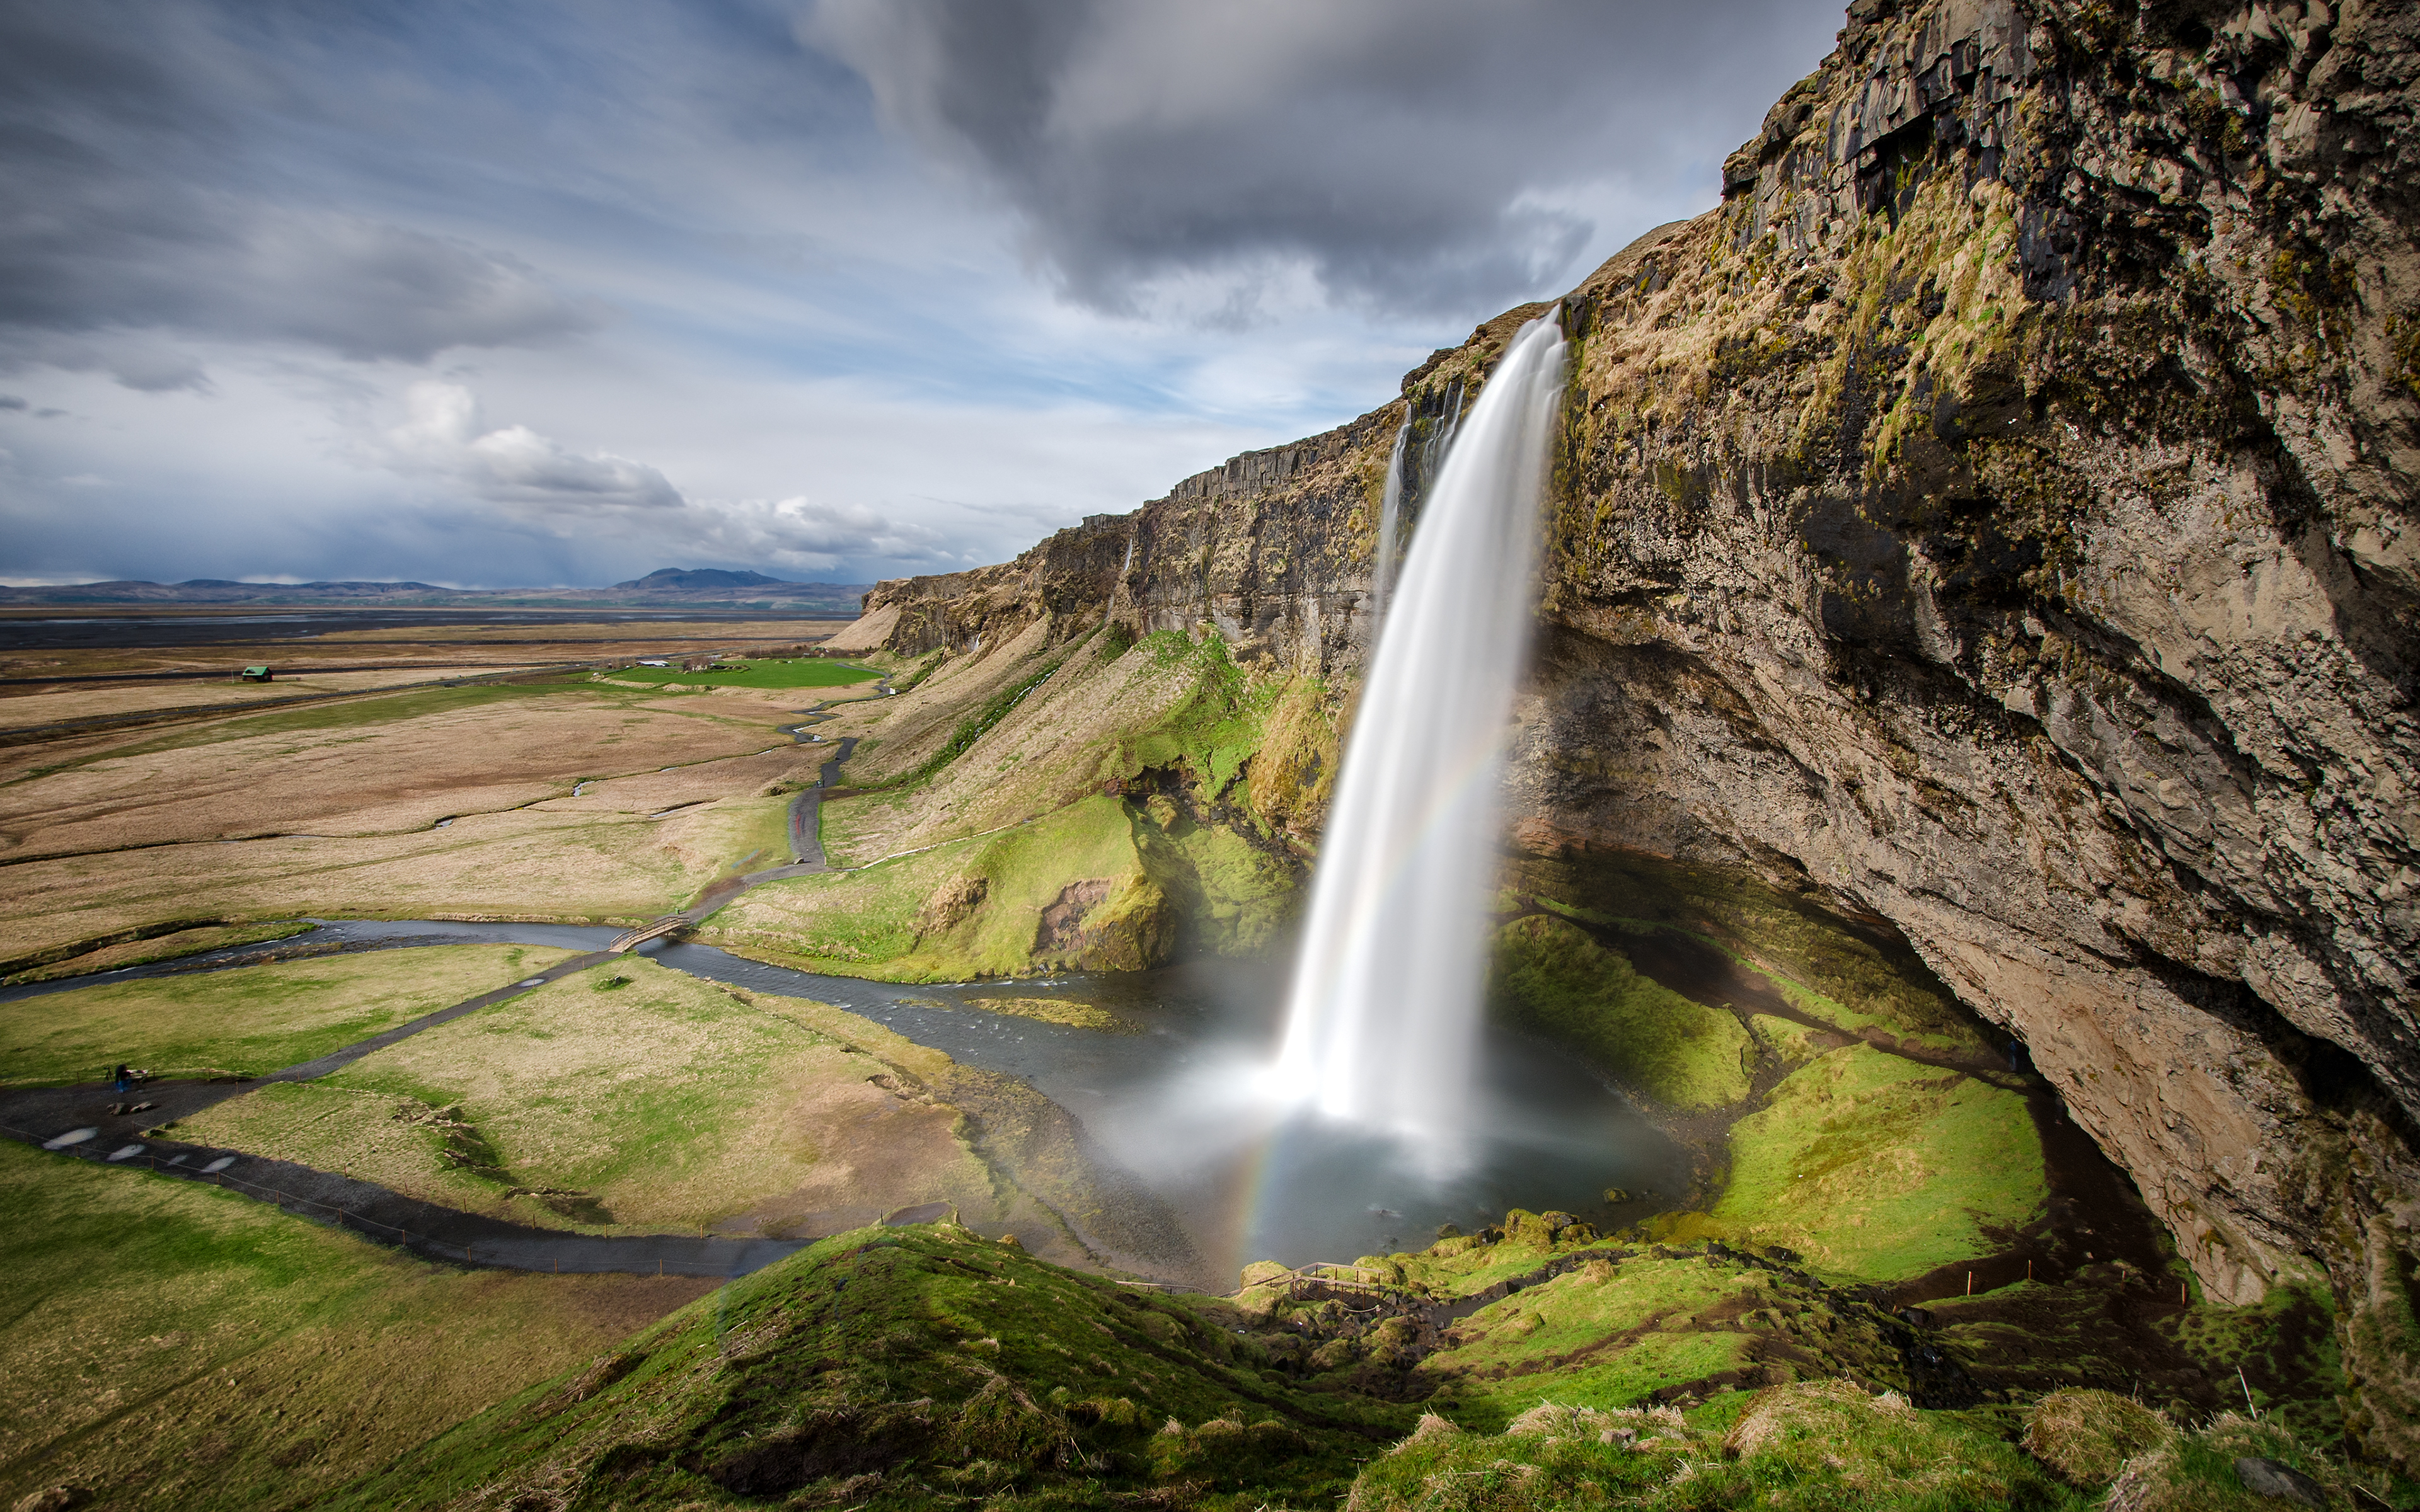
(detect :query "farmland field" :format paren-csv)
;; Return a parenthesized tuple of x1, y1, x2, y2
(601, 657, 884, 690)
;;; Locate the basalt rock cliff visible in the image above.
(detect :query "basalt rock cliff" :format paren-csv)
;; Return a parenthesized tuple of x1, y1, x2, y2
(841, 0, 2418, 1461)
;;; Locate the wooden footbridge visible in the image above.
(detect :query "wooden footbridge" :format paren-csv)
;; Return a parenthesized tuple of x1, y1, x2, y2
(608, 917, 688, 953)
(1277, 1263, 1411, 1304)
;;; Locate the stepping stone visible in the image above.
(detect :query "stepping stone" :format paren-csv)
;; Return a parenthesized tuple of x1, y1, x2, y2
(202, 1157, 236, 1172)
(106, 1145, 144, 1161)
(41, 1128, 96, 1150)
(515, 978, 546, 987)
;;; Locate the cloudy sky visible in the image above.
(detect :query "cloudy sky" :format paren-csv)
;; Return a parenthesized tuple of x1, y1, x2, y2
(0, 0, 1845, 588)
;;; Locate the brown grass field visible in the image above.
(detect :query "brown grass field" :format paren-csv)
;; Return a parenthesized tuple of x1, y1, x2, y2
(0, 668, 842, 960)
(0, 610, 851, 684)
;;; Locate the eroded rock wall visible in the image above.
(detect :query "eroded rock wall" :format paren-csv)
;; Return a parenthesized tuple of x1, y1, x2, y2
(835, 0, 2417, 1457)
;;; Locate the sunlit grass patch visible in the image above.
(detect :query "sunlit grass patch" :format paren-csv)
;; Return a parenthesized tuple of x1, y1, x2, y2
(711, 796, 1161, 980)
(603, 658, 882, 690)
(0, 943, 577, 1085)
(1707, 1045, 2043, 1280)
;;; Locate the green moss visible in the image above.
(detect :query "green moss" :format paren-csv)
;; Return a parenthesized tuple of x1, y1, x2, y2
(1749, 1012, 1828, 1068)
(1707, 1046, 2044, 1281)
(1111, 632, 1281, 805)
(1138, 803, 1297, 957)
(1513, 853, 1992, 1058)
(2157, 1281, 2345, 1444)
(1492, 914, 1753, 1110)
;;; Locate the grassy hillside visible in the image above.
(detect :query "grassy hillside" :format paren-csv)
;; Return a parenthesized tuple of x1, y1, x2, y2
(308, 1215, 2391, 1511)
(0, 1141, 709, 1512)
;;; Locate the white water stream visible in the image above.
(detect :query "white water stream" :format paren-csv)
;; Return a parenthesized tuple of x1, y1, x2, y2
(1274, 311, 1568, 1169)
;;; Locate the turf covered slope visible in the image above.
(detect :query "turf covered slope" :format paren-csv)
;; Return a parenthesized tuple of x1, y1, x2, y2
(319, 1217, 2395, 1511)
(703, 625, 1331, 978)
(325, 1221, 1413, 1511)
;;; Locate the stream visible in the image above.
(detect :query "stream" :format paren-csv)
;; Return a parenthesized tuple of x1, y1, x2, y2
(2, 918, 1690, 1283)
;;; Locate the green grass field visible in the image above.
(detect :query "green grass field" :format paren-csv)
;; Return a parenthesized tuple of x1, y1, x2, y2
(0, 944, 578, 1085)
(1702, 1044, 2044, 1280)
(173, 956, 1012, 1235)
(0, 1140, 708, 1512)
(606, 658, 882, 690)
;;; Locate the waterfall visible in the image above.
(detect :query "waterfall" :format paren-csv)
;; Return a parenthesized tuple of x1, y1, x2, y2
(1274, 310, 1568, 1167)
(1370, 380, 1465, 629)
(1371, 415, 1412, 622)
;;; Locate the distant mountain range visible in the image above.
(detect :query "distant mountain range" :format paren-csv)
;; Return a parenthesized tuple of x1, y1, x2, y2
(0, 570, 873, 613)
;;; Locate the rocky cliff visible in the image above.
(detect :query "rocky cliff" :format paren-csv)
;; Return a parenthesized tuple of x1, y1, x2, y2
(841, 0, 2417, 1461)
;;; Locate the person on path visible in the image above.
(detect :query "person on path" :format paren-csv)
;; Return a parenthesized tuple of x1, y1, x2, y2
(112, 1063, 130, 1093)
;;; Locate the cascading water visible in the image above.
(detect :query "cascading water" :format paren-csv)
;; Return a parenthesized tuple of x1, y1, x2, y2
(1371, 415, 1412, 622)
(1371, 380, 1465, 627)
(1274, 310, 1568, 1168)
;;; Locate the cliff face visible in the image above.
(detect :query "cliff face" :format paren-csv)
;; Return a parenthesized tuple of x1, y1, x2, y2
(844, 0, 2417, 1458)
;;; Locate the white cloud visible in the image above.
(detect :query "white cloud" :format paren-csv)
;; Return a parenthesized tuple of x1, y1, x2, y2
(379, 381, 682, 513)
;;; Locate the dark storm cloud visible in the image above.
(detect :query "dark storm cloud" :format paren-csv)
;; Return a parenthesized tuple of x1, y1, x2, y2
(809, 0, 1843, 317)
(0, 0, 594, 382)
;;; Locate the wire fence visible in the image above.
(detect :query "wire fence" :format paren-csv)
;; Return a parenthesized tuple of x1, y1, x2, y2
(3, 1121, 773, 1279)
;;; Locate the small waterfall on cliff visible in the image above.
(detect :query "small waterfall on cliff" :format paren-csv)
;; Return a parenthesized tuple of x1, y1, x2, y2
(1371, 416, 1412, 622)
(1274, 311, 1567, 1167)
(1371, 381, 1465, 627)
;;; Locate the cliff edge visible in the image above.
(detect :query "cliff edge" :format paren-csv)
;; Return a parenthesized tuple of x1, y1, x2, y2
(827, 0, 2417, 1462)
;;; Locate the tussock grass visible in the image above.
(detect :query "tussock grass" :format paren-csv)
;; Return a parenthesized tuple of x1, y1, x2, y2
(2023, 1387, 2171, 1488)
